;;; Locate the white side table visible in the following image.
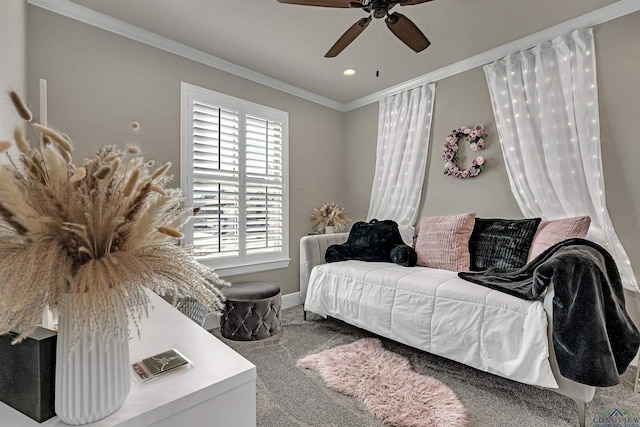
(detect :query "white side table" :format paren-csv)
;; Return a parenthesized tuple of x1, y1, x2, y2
(0, 289, 256, 426)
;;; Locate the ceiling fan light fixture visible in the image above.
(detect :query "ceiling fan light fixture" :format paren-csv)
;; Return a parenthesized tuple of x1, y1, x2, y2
(343, 68, 358, 76)
(278, 0, 433, 58)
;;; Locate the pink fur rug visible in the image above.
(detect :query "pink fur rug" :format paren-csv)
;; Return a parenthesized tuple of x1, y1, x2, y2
(297, 338, 468, 427)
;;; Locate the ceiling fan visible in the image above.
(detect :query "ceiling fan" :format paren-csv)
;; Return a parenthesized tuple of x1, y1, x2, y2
(277, 0, 434, 58)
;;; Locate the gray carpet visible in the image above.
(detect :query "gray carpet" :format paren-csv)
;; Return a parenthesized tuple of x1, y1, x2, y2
(211, 305, 640, 426)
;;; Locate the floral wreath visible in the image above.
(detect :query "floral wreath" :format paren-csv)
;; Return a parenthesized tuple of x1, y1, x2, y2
(443, 124, 487, 179)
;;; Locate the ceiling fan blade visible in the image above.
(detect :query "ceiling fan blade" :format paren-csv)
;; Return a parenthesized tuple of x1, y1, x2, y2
(277, 0, 360, 7)
(398, 0, 435, 5)
(385, 12, 430, 53)
(325, 16, 372, 58)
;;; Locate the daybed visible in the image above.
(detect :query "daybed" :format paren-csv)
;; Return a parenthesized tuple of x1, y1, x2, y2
(300, 229, 601, 427)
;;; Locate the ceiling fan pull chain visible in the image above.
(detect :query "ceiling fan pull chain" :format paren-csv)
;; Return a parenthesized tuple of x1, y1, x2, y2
(376, 19, 380, 77)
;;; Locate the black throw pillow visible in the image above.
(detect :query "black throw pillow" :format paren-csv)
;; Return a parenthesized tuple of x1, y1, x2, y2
(468, 217, 541, 271)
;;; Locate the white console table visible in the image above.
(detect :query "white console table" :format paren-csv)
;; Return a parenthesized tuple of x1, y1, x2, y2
(0, 290, 256, 427)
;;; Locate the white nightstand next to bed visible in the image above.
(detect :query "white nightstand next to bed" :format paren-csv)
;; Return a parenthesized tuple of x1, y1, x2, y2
(0, 289, 256, 427)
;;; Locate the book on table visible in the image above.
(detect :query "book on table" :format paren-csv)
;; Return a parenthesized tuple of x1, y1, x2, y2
(131, 348, 191, 383)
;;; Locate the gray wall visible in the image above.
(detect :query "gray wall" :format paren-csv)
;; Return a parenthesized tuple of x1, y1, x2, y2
(344, 11, 640, 319)
(0, 0, 27, 160)
(27, 6, 345, 296)
(419, 67, 523, 220)
(343, 102, 378, 222)
(344, 65, 529, 223)
(595, 11, 640, 320)
(25, 5, 640, 308)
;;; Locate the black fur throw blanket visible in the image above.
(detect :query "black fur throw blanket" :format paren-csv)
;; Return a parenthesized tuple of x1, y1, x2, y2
(459, 238, 640, 387)
(325, 219, 417, 267)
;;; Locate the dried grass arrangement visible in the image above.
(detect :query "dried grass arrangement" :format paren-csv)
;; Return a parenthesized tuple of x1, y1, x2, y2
(310, 202, 350, 233)
(0, 92, 228, 344)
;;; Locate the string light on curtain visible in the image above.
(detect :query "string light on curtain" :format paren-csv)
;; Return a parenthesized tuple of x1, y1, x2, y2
(367, 84, 436, 245)
(483, 28, 638, 292)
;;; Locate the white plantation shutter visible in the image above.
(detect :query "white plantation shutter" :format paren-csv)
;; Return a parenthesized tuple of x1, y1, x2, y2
(181, 83, 289, 275)
(245, 115, 284, 255)
(192, 102, 240, 259)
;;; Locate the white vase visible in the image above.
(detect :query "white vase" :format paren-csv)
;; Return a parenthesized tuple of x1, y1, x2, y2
(325, 226, 336, 234)
(55, 292, 131, 425)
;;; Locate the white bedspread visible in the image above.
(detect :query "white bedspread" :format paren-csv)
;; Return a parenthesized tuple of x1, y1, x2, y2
(305, 260, 558, 388)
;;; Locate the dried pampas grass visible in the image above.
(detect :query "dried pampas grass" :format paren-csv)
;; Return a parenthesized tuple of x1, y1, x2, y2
(311, 202, 350, 233)
(0, 92, 228, 345)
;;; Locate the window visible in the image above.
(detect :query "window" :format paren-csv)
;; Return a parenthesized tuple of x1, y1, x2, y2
(180, 83, 289, 276)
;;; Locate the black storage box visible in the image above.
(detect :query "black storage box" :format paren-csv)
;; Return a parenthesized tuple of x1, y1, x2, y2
(0, 327, 57, 422)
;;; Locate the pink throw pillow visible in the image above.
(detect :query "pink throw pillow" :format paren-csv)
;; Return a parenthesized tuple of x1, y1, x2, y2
(527, 216, 591, 261)
(415, 212, 476, 271)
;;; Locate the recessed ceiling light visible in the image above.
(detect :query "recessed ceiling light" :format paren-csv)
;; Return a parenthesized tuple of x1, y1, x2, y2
(343, 68, 357, 76)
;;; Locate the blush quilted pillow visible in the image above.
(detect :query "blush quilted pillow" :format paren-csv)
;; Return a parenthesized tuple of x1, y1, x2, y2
(415, 212, 476, 271)
(527, 215, 591, 261)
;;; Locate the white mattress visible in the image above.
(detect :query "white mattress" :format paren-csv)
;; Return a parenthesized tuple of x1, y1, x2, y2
(305, 261, 558, 388)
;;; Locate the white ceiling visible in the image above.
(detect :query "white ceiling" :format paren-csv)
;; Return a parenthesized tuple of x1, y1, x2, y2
(65, 0, 620, 105)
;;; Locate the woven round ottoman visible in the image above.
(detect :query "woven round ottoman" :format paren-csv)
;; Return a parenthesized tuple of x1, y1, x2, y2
(220, 281, 282, 341)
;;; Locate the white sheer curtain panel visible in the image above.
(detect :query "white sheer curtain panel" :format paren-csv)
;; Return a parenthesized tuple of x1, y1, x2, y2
(484, 28, 638, 292)
(367, 83, 435, 245)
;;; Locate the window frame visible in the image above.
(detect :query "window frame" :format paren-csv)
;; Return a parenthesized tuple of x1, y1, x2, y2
(180, 82, 290, 276)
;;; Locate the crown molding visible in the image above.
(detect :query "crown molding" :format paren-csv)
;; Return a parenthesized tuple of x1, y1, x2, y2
(29, 0, 640, 113)
(344, 0, 640, 111)
(27, 0, 345, 111)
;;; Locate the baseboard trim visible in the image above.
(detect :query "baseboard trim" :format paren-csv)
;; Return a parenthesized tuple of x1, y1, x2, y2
(203, 291, 301, 331)
(281, 291, 302, 309)
(203, 312, 221, 331)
